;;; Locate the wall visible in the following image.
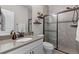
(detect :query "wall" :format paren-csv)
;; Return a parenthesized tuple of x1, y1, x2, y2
(0, 5, 28, 33)
(27, 6, 32, 19)
(32, 5, 50, 35)
(49, 5, 74, 14)
(32, 5, 43, 35)
(43, 5, 49, 15)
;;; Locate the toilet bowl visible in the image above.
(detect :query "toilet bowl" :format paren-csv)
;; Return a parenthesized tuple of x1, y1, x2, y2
(43, 42, 54, 54)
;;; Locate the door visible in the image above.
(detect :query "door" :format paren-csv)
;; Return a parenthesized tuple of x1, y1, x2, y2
(58, 12, 77, 54)
(32, 44, 44, 54)
(44, 15, 57, 48)
(44, 12, 77, 54)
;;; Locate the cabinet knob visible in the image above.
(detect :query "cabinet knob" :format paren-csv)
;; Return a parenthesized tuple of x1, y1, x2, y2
(29, 51, 34, 54)
(30, 51, 32, 54)
(32, 51, 34, 54)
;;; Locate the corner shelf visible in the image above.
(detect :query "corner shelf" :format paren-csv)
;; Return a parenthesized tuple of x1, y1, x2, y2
(33, 21, 42, 24)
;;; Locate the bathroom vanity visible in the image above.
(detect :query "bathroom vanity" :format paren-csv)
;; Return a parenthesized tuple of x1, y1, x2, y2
(0, 35, 44, 54)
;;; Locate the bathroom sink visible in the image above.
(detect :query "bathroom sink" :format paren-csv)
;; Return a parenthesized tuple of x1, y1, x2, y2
(16, 38, 32, 42)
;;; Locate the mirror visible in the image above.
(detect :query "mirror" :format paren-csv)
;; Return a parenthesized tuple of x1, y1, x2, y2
(0, 8, 14, 36)
(0, 5, 32, 36)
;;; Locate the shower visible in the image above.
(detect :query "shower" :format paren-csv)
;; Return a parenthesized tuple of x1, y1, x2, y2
(43, 5, 79, 54)
(66, 5, 79, 27)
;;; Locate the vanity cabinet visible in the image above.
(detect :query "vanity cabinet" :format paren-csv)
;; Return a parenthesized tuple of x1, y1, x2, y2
(26, 44, 44, 54)
(6, 39, 44, 54)
(32, 44, 44, 54)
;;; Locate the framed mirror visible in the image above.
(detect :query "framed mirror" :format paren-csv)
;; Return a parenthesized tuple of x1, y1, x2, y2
(0, 8, 14, 36)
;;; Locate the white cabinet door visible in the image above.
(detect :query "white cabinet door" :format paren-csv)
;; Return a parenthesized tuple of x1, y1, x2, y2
(32, 44, 44, 54)
(24, 49, 33, 54)
(7, 48, 26, 54)
(25, 44, 44, 54)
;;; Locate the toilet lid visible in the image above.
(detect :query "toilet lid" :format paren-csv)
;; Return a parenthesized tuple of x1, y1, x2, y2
(43, 42, 54, 50)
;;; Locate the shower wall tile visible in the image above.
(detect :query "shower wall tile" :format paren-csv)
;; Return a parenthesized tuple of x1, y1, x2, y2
(49, 24, 56, 30)
(58, 22, 77, 48)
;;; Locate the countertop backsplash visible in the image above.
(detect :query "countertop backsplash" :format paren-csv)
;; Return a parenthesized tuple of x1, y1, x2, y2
(0, 35, 11, 40)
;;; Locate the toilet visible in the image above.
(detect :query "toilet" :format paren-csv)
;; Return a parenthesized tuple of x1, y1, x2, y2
(37, 34, 54, 54)
(43, 42, 54, 54)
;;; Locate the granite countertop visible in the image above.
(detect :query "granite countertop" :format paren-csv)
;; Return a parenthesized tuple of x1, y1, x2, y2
(0, 35, 43, 54)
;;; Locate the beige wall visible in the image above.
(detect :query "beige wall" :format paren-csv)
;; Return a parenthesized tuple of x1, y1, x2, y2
(0, 5, 28, 32)
(32, 5, 49, 35)
(32, 5, 44, 35)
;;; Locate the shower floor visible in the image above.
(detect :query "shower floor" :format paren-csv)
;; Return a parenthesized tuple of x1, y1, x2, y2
(58, 45, 78, 54)
(48, 38, 78, 54)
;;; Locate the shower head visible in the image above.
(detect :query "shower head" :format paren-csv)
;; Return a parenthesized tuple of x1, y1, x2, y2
(66, 5, 79, 10)
(66, 7, 72, 9)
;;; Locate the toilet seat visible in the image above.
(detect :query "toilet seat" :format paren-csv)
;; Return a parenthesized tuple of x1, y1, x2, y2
(43, 42, 54, 50)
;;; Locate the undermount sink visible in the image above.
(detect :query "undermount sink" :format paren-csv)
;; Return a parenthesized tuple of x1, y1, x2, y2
(16, 38, 32, 42)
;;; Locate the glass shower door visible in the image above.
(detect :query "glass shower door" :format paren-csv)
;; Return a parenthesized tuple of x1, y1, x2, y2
(44, 15, 57, 48)
(58, 11, 77, 53)
(44, 11, 77, 54)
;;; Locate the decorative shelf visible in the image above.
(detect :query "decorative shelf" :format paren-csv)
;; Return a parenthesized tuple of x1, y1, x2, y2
(33, 21, 42, 24)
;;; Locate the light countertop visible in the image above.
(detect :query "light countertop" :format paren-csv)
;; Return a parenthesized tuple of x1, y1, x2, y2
(0, 35, 43, 54)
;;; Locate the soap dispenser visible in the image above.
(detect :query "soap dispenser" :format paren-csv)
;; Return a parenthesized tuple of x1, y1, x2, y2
(10, 30, 17, 40)
(12, 32, 17, 40)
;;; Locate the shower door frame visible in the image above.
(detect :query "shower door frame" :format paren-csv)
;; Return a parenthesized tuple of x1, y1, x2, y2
(43, 7, 79, 54)
(55, 14, 69, 54)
